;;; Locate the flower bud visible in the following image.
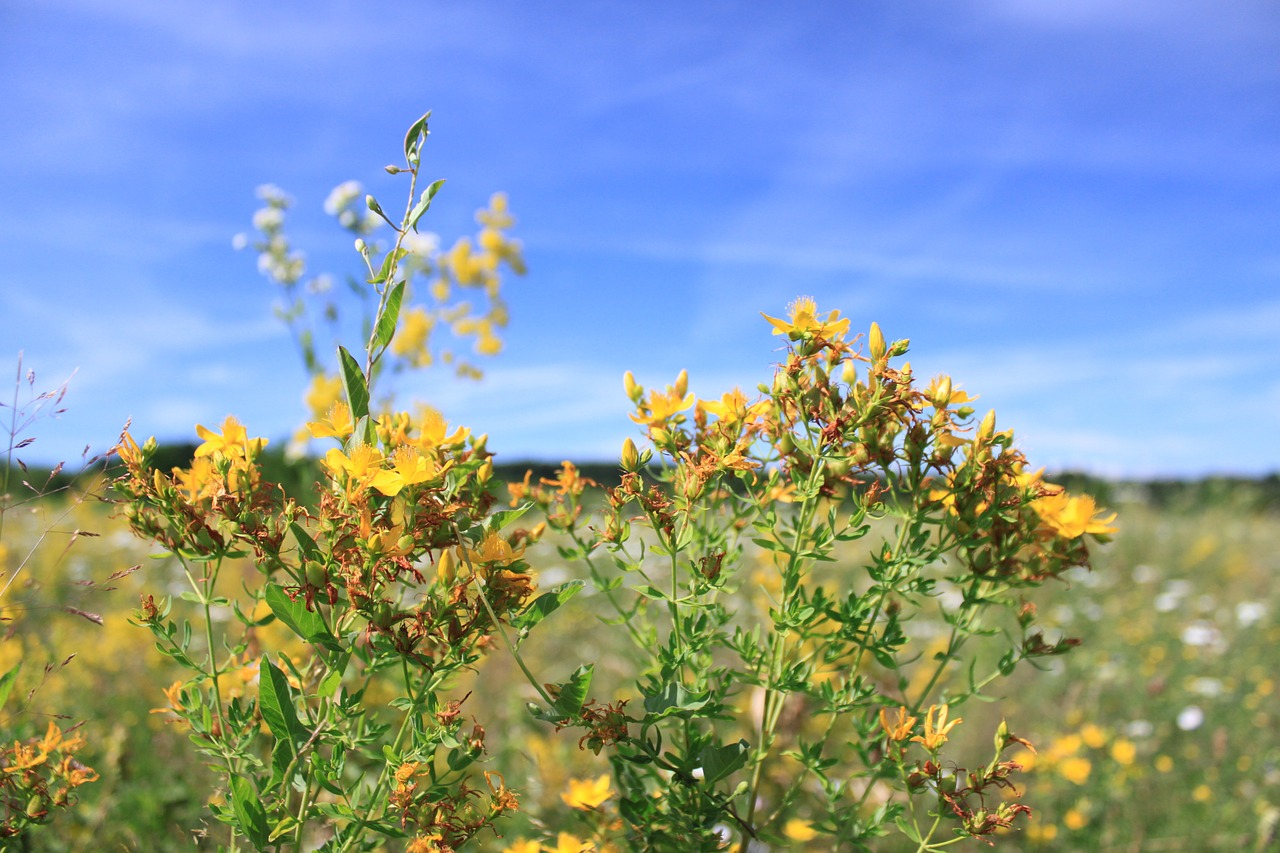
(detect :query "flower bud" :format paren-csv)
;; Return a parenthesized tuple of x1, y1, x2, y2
(477, 459, 494, 483)
(675, 369, 689, 399)
(384, 164, 403, 174)
(889, 338, 910, 357)
(868, 322, 886, 361)
(621, 437, 640, 471)
(976, 410, 996, 444)
(623, 371, 642, 403)
(841, 360, 857, 386)
(437, 548, 457, 584)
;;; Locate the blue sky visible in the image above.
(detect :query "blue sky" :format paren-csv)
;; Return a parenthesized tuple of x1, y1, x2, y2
(2, 0, 1277, 477)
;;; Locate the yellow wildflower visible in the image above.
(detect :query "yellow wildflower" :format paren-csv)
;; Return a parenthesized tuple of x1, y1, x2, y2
(1063, 807, 1088, 830)
(308, 401, 354, 441)
(1058, 756, 1092, 785)
(195, 415, 267, 460)
(172, 456, 219, 503)
(1080, 723, 1106, 749)
(391, 306, 434, 366)
(304, 372, 344, 421)
(879, 706, 918, 742)
(374, 445, 437, 496)
(1110, 738, 1136, 766)
(561, 774, 614, 810)
(504, 842, 542, 853)
(1033, 491, 1118, 538)
(550, 834, 593, 853)
(911, 704, 962, 751)
(1192, 784, 1211, 802)
(414, 405, 469, 449)
(323, 443, 401, 496)
(630, 386, 695, 427)
(462, 531, 525, 567)
(761, 296, 850, 340)
(784, 818, 819, 841)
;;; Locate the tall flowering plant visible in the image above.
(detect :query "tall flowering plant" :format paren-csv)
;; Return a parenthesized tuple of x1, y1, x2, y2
(507, 299, 1116, 851)
(114, 115, 1115, 852)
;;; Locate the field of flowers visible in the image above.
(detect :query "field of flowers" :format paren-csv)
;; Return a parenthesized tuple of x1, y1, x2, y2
(2, 477, 1276, 851)
(2, 116, 1276, 852)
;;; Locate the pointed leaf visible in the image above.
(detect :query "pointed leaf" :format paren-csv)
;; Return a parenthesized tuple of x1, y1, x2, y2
(371, 281, 406, 353)
(490, 502, 533, 533)
(513, 581, 585, 633)
(552, 663, 594, 719)
(700, 739, 749, 786)
(228, 774, 269, 850)
(0, 662, 21, 712)
(403, 111, 431, 164)
(337, 346, 369, 421)
(264, 583, 339, 651)
(259, 655, 306, 748)
(642, 682, 710, 721)
(408, 178, 446, 232)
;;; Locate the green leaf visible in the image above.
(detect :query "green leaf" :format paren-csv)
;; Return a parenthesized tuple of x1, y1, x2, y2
(490, 502, 533, 533)
(264, 583, 339, 651)
(551, 663, 594, 719)
(259, 655, 306, 749)
(0, 662, 20, 712)
(699, 739, 749, 786)
(228, 774, 269, 850)
(512, 581, 585, 634)
(407, 178, 446, 232)
(403, 111, 431, 164)
(642, 682, 710, 721)
(337, 346, 369, 421)
(370, 280, 406, 352)
(290, 522, 321, 563)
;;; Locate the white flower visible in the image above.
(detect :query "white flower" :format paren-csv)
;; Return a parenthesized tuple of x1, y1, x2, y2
(1180, 621, 1221, 649)
(1236, 601, 1267, 627)
(1176, 705, 1204, 731)
(231, 233, 248, 250)
(255, 183, 289, 203)
(1125, 719, 1154, 738)
(402, 231, 440, 256)
(252, 207, 284, 231)
(1131, 564, 1158, 584)
(1189, 677, 1224, 698)
(324, 180, 363, 215)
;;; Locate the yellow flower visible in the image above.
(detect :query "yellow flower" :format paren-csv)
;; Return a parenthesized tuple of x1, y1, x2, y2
(304, 372, 344, 421)
(1032, 491, 1118, 538)
(630, 386, 694, 427)
(462, 531, 525, 567)
(1063, 807, 1088, 830)
(172, 456, 219, 502)
(195, 415, 267, 460)
(323, 443, 401, 496)
(1080, 723, 1106, 749)
(1155, 754, 1173, 772)
(1110, 738, 1136, 766)
(374, 445, 437, 496)
(551, 834, 594, 853)
(911, 704, 962, 751)
(879, 706, 918, 742)
(414, 405, 470, 449)
(761, 296, 850, 340)
(391, 307, 434, 366)
(308, 401, 354, 441)
(561, 774, 614, 810)
(1192, 784, 1212, 802)
(784, 818, 818, 841)
(1058, 756, 1092, 785)
(503, 842, 542, 853)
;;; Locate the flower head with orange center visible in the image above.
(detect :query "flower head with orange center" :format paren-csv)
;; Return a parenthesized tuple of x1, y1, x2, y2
(761, 296, 851, 340)
(561, 774, 614, 810)
(912, 704, 962, 751)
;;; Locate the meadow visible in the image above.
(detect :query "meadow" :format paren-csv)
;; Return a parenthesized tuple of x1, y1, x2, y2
(2, 467, 1276, 851)
(2, 115, 1276, 852)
